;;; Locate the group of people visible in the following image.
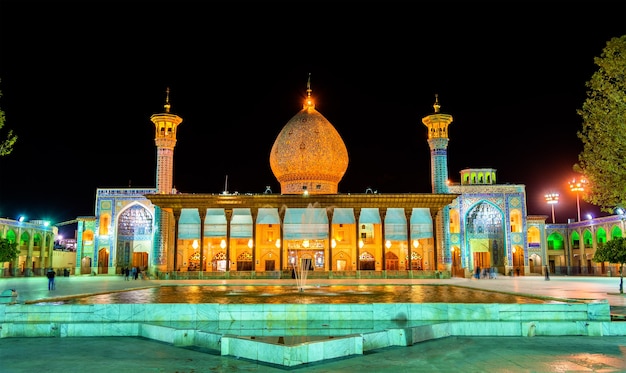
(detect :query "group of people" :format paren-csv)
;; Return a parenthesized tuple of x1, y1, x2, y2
(122, 266, 141, 280)
(474, 266, 498, 279)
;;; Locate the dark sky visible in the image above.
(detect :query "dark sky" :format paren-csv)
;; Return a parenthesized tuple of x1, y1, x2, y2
(1, 1, 625, 232)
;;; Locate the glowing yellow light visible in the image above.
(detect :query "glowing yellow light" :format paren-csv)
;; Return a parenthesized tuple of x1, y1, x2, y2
(302, 240, 309, 248)
(412, 240, 419, 249)
(220, 239, 226, 249)
(331, 239, 336, 248)
(385, 240, 392, 249)
(275, 238, 281, 248)
(359, 240, 364, 249)
(569, 177, 587, 193)
(192, 239, 199, 250)
(544, 193, 559, 204)
(248, 239, 253, 249)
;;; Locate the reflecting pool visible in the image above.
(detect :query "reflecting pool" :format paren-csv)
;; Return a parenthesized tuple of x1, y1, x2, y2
(47, 284, 566, 305)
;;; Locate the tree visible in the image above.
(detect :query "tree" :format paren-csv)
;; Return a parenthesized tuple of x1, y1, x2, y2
(0, 80, 18, 156)
(0, 237, 19, 265)
(575, 35, 626, 213)
(592, 237, 626, 294)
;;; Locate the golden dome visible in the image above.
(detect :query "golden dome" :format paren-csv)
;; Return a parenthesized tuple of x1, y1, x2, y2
(270, 77, 348, 194)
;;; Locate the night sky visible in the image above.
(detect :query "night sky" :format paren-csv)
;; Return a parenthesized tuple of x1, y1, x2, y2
(1, 1, 625, 234)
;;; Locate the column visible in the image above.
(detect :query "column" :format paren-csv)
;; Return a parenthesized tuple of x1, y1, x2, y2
(251, 209, 258, 273)
(405, 209, 412, 272)
(225, 209, 232, 271)
(354, 208, 361, 271)
(26, 228, 34, 276)
(199, 208, 206, 271)
(380, 208, 387, 272)
(327, 208, 333, 271)
(172, 208, 181, 272)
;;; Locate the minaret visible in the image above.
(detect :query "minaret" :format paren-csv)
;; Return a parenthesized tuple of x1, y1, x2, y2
(421, 94, 453, 193)
(150, 88, 183, 194)
(150, 88, 182, 272)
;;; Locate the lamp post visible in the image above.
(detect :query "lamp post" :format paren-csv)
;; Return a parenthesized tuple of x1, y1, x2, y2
(544, 193, 559, 224)
(569, 177, 587, 222)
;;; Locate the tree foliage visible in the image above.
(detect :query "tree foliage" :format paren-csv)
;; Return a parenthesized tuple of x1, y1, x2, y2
(593, 237, 626, 265)
(0, 80, 18, 156)
(0, 237, 19, 263)
(593, 237, 626, 293)
(576, 35, 626, 213)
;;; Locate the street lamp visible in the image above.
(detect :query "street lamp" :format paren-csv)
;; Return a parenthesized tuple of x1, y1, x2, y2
(569, 177, 587, 222)
(544, 193, 559, 224)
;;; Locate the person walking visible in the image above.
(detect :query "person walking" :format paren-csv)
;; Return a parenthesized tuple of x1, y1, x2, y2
(124, 267, 130, 281)
(46, 268, 56, 290)
(545, 265, 550, 281)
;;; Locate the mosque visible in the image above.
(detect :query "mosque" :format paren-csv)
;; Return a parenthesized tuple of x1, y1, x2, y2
(2, 79, 624, 279)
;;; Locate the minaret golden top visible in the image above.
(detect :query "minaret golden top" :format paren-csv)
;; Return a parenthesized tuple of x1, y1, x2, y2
(421, 94, 453, 140)
(304, 73, 315, 109)
(433, 93, 441, 113)
(164, 87, 171, 113)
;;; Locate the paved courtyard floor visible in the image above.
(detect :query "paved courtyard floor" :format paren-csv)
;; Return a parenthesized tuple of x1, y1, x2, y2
(1, 275, 625, 372)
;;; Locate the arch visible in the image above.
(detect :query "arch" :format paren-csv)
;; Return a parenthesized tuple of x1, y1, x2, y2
(332, 250, 351, 271)
(211, 251, 228, 272)
(33, 233, 42, 248)
(509, 209, 522, 233)
(81, 256, 92, 274)
(596, 227, 607, 244)
(19, 231, 30, 246)
(236, 251, 253, 271)
(260, 251, 278, 271)
(511, 245, 524, 275)
(83, 230, 94, 242)
(465, 201, 505, 268)
(610, 225, 622, 239)
(99, 213, 111, 236)
(547, 232, 564, 250)
(385, 251, 399, 270)
(5, 229, 16, 243)
(449, 209, 460, 233)
(450, 246, 461, 276)
(527, 226, 540, 246)
(529, 253, 543, 274)
(115, 203, 154, 270)
(97, 248, 109, 274)
(359, 250, 375, 271)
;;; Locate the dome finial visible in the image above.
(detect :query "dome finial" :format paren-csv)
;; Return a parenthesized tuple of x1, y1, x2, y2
(164, 87, 171, 113)
(433, 94, 440, 113)
(304, 73, 315, 109)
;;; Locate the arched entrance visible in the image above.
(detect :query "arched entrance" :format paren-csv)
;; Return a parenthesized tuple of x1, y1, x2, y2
(98, 248, 109, 274)
(133, 252, 148, 270)
(359, 251, 375, 270)
(451, 246, 462, 277)
(211, 252, 228, 272)
(81, 256, 92, 274)
(237, 251, 253, 271)
(385, 252, 399, 270)
(512, 245, 524, 276)
(465, 202, 505, 274)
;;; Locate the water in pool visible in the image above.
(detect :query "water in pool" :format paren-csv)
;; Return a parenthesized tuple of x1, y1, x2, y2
(46, 284, 562, 305)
